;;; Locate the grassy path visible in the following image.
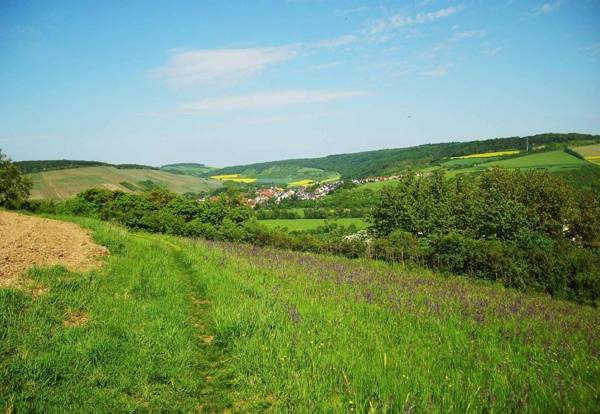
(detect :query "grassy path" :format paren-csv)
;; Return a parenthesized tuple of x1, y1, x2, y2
(0, 218, 230, 412)
(2, 216, 600, 412)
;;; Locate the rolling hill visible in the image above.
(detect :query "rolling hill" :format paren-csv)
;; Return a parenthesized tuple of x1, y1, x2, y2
(205, 133, 600, 180)
(28, 166, 221, 200)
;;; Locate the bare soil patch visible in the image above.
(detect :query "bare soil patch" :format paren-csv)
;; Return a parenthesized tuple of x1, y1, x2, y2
(63, 311, 90, 327)
(0, 211, 107, 288)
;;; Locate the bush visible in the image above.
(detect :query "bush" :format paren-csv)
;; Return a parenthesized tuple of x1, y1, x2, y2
(0, 149, 32, 209)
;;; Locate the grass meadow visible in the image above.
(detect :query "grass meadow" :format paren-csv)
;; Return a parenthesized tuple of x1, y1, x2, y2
(259, 217, 368, 231)
(1, 217, 599, 412)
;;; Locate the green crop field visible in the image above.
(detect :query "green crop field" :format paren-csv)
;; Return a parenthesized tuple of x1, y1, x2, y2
(28, 166, 221, 200)
(1, 216, 599, 412)
(259, 217, 367, 231)
(481, 149, 590, 170)
(445, 150, 592, 177)
(350, 180, 402, 191)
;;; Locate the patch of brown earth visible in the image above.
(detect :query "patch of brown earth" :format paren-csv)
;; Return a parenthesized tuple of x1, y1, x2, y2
(63, 311, 89, 327)
(0, 211, 107, 288)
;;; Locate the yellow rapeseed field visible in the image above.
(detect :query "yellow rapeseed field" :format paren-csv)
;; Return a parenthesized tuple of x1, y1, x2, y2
(288, 179, 314, 187)
(210, 174, 257, 183)
(452, 150, 520, 159)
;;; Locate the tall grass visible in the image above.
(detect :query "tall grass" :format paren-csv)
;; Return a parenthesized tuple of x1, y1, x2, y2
(1, 217, 599, 412)
(0, 219, 230, 412)
(181, 239, 600, 413)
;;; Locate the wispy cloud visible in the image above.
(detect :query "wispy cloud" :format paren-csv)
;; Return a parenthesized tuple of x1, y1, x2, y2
(173, 90, 370, 113)
(535, 0, 562, 14)
(368, 5, 464, 34)
(308, 61, 342, 70)
(315, 35, 358, 48)
(152, 45, 299, 87)
(579, 42, 600, 57)
(334, 6, 371, 16)
(422, 28, 485, 58)
(451, 30, 486, 41)
(421, 65, 450, 78)
(247, 111, 343, 125)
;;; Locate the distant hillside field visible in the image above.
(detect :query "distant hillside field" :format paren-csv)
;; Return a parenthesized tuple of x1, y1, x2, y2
(446, 150, 591, 177)
(572, 143, 600, 165)
(210, 165, 340, 185)
(206, 133, 600, 179)
(28, 166, 221, 200)
(160, 163, 217, 176)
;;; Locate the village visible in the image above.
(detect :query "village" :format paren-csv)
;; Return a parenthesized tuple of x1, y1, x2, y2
(245, 174, 407, 207)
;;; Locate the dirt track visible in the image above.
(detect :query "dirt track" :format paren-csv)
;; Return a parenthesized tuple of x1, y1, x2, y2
(0, 211, 107, 287)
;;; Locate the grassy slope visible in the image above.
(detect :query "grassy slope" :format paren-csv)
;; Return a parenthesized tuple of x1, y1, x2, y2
(161, 163, 217, 176)
(223, 165, 341, 185)
(1, 217, 599, 412)
(28, 166, 221, 200)
(259, 217, 367, 231)
(446, 150, 591, 177)
(351, 150, 595, 191)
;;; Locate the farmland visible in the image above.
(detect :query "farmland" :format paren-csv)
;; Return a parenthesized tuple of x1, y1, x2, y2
(573, 144, 600, 165)
(440, 150, 592, 178)
(451, 149, 520, 159)
(28, 166, 221, 200)
(259, 217, 367, 231)
(1, 215, 599, 412)
(210, 174, 257, 183)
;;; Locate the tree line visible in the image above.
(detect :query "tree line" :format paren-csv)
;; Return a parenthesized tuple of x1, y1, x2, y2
(2, 148, 599, 305)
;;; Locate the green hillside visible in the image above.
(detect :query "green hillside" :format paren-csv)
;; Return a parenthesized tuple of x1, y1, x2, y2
(446, 150, 592, 177)
(207, 133, 600, 179)
(160, 163, 216, 176)
(232, 165, 340, 185)
(2, 216, 598, 412)
(28, 166, 221, 200)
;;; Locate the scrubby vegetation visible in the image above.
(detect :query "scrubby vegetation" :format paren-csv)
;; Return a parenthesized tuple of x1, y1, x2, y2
(371, 169, 600, 304)
(23, 166, 600, 305)
(0, 149, 32, 208)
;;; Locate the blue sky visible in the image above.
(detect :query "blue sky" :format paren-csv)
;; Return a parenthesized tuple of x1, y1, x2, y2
(1, 0, 599, 166)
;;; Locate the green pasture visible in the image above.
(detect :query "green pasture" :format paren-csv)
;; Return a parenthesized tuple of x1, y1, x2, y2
(259, 218, 368, 231)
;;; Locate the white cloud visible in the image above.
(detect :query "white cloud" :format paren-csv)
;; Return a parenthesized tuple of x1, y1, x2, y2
(421, 65, 450, 77)
(173, 90, 370, 113)
(538, 0, 561, 13)
(152, 45, 299, 87)
(451, 30, 486, 41)
(316, 35, 358, 48)
(368, 5, 464, 34)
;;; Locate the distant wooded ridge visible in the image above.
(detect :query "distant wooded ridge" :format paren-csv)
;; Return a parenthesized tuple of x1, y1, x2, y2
(207, 133, 600, 179)
(14, 132, 600, 178)
(15, 160, 159, 174)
